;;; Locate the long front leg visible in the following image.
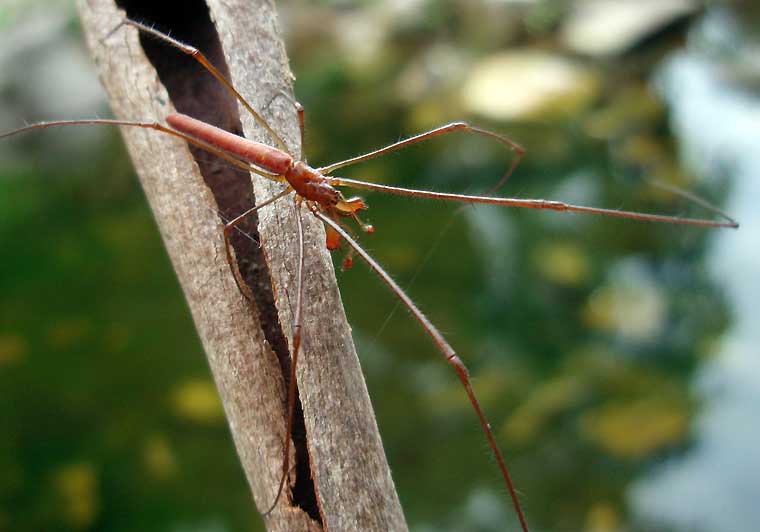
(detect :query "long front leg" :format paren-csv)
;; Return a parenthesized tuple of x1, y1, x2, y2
(329, 177, 739, 228)
(318, 122, 525, 191)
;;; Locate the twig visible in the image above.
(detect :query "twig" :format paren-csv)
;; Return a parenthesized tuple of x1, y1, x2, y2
(77, 0, 407, 530)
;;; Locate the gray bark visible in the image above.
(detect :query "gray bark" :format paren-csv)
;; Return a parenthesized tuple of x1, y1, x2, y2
(77, 0, 407, 530)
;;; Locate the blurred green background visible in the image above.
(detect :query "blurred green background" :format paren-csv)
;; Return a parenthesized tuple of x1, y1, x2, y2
(1, 1, 759, 531)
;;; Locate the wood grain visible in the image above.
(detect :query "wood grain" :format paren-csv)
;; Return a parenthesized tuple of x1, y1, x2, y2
(77, 0, 407, 530)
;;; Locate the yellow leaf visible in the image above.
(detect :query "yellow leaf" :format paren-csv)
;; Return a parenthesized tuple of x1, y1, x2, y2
(579, 397, 689, 459)
(53, 463, 98, 528)
(170, 379, 225, 424)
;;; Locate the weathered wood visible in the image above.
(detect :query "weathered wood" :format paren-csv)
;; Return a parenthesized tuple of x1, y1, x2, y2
(77, 0, 407, 530)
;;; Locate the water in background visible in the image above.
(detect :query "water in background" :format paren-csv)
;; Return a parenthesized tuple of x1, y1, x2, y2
(631, 9, 760, 532)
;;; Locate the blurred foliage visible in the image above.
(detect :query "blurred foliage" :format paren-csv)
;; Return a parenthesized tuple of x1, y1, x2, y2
(0, 1, 747, 531)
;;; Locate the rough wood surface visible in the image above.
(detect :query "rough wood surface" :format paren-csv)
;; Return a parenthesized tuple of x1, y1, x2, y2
(77, 0, 407, 530)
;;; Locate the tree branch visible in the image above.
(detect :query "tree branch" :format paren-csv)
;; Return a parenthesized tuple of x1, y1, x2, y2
(77, 0, 406, 530)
